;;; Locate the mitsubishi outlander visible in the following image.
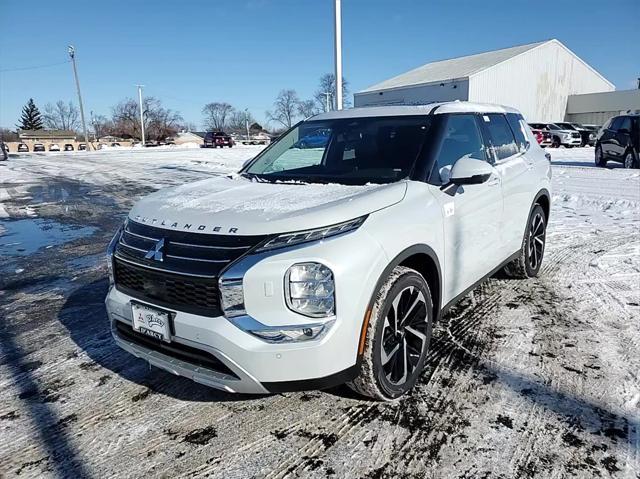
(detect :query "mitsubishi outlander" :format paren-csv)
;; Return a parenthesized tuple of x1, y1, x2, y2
(106, 102, 551, 400)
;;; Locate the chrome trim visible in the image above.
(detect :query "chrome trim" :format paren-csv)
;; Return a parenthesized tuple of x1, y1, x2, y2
(118, 240, 148, 254)
(170, 240, 250, 251)
(123, 229, 159, 242)
(165, 253, 231, 264)
(113, 253, 217, 278)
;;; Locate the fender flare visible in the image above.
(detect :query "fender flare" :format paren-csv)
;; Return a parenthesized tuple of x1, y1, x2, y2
(356, 244, 442, 361)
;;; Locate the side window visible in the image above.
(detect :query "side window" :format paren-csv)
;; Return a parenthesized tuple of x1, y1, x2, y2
(506, 113, 528, 150)
(433, 114, 485, 184)
(618, 117, 632, 132)
(609, 117, 623, 131)
(484, 114, 518, 160)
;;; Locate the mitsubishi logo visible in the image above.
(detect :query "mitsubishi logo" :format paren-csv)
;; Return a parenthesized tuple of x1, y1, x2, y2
(145, 238, 165, 262)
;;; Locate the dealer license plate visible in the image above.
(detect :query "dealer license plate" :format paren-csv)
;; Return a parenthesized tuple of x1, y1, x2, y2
(131, 302, 171, 343)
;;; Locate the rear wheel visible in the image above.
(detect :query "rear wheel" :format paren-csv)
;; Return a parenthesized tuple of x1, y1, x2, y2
(624, 150, 637, 169)
(504, 204, 547, 279)
(348, 266, 433, 401)
(595, 145, 607, 167)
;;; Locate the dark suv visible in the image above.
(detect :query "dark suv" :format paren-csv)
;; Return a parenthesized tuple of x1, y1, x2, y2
(595, 114, 639, 168)
(203, 131, 233, 148)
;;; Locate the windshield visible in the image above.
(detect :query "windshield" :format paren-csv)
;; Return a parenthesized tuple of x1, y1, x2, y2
(547, 124, 561, 131)
(556, 123, 576, 130)
(243, 116, 431, 185)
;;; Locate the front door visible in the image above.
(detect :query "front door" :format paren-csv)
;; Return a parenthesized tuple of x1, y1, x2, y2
(429, 114, 504, 304)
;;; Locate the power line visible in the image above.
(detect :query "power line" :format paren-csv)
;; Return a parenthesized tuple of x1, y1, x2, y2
(0, 60, 71, 74)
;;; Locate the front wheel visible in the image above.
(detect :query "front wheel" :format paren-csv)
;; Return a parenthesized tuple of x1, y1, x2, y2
(552, 137, 561, 148)
(504, 204, 547, 279)
(624, 150, 638, 169)
(595, 145, 607, 167)
(348, 266, 433, 401)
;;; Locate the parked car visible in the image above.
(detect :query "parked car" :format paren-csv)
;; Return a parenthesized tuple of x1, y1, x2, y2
(0, 142, 7, 160)
(144, 141, 158, 147)
(528, 123, 581, 148)
(49, 143, 60, 152)
(530, 128, 552, 147)
(111, 142, 121, 147)
(64, 144, 75, 151)
(555, 122, 595, 147)
(293, 130, 331, 149)
(165, 137, 176, 145)
(17, 143, 29, 152)
(595, 113, 639, 168)
(78, 143, 87, 151)
(106, 102, 551, 400)
(203, 131, 233, 148)
(33, 143, 45, 152)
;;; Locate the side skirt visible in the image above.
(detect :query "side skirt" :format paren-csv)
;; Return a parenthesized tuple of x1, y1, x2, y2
(439, 250, 520, 318)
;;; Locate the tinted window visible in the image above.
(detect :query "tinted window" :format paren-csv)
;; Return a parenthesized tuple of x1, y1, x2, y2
(609, 117, 623, 130)
(506, 113, 528, 150)
(484, 114, 518, 160)
(618, 117, 632, 132)
(433, 114, 485, 184)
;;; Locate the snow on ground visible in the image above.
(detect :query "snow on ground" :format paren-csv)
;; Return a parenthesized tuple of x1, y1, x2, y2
(0, 147, 638, 478)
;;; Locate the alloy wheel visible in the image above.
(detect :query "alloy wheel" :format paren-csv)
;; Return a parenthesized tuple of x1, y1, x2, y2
(624, 152, 635, 169)
(380, 286, 429, 385)
(528, 212, 545, 271)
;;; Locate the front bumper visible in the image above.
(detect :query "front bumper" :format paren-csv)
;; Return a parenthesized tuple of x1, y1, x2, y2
(106, 227, 387, 394)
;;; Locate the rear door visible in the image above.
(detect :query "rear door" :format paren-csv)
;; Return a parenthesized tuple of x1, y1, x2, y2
(602, 117, 622, 158)
(612, 116, 633, 158)
(481, 113, 532, 256)
(429, 113, 504, 302)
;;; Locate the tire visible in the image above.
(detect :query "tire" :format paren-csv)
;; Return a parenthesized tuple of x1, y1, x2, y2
(504, 204, 547, 279)
(595, 145, 607, 167)
(624, 149, 637, 169)
(552, 136, 560, 148)
(348, 266, 433, 401)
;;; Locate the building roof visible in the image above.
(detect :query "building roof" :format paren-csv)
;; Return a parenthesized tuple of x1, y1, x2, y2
(311, 101, 520, 121)
(360, 40, 550, 93)
(18, 129, 76, 139)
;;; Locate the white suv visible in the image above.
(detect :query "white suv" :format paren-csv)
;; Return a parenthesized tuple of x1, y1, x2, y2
(106, 102, 551, 400)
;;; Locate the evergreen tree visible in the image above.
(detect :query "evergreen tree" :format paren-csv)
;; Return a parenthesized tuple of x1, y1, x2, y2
(17, 99, 44, 130)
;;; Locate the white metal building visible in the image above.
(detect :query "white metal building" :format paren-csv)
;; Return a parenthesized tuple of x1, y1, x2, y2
(565, 89, 640, 125)
(354, 39, 615, 123)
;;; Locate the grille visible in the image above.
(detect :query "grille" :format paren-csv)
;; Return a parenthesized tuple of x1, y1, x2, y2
(115, 220, 268, 277)
(572, 132, 580, 138)
(114, 321, 238, 379)
(114, 258, 222, 317)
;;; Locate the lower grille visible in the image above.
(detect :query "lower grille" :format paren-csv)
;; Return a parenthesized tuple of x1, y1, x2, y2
(114, 258, 221, 317)
(115, 321, 238, 379)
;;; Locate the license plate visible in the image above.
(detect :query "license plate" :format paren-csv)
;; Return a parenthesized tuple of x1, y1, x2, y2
(131, 302, 171, 342)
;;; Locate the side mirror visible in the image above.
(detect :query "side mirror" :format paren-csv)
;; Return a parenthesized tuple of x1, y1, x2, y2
(449, 156, 494, 185)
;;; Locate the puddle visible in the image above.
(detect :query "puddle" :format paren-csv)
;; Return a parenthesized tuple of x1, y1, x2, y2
(0, 219, 98, 256)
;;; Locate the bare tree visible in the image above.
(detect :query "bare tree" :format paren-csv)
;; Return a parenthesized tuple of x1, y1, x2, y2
(111, 97, 182, 140)
(226, 109, 252, 135)
(313, 73, 350, 112)
(91, 114, 112, 139)
(202, 102, 234, 131)
(267, 89, 300, 129)
(43, 101, 80, 130)
(297, 99, 320, 118)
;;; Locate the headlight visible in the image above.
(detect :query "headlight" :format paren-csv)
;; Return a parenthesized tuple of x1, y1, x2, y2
(589, 133, 595, 139)
(285, 263, 335, 318)
(256, 216, 367, 252)
(106, 223, 124, 285)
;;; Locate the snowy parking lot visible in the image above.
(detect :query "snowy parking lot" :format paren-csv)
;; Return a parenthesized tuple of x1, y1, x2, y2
(0, 145, 638, 478)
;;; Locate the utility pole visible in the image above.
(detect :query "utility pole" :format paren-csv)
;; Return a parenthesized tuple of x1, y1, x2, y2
(322, 91, 333, 112)
(244, 108, 250, 141)
(136, 85, 146, 145)
(68, 45, 89, 145)
(334, 0, 343, 110)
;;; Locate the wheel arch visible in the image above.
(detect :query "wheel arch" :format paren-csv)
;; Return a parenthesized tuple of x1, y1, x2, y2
(533, 188, 551, 221)
(357, 244, 442, 360)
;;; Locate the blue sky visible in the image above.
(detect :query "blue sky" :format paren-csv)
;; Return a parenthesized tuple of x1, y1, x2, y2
(1, 0, 638, 130)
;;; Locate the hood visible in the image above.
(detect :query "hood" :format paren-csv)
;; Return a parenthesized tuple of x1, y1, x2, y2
(128, 175, 407, 236)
